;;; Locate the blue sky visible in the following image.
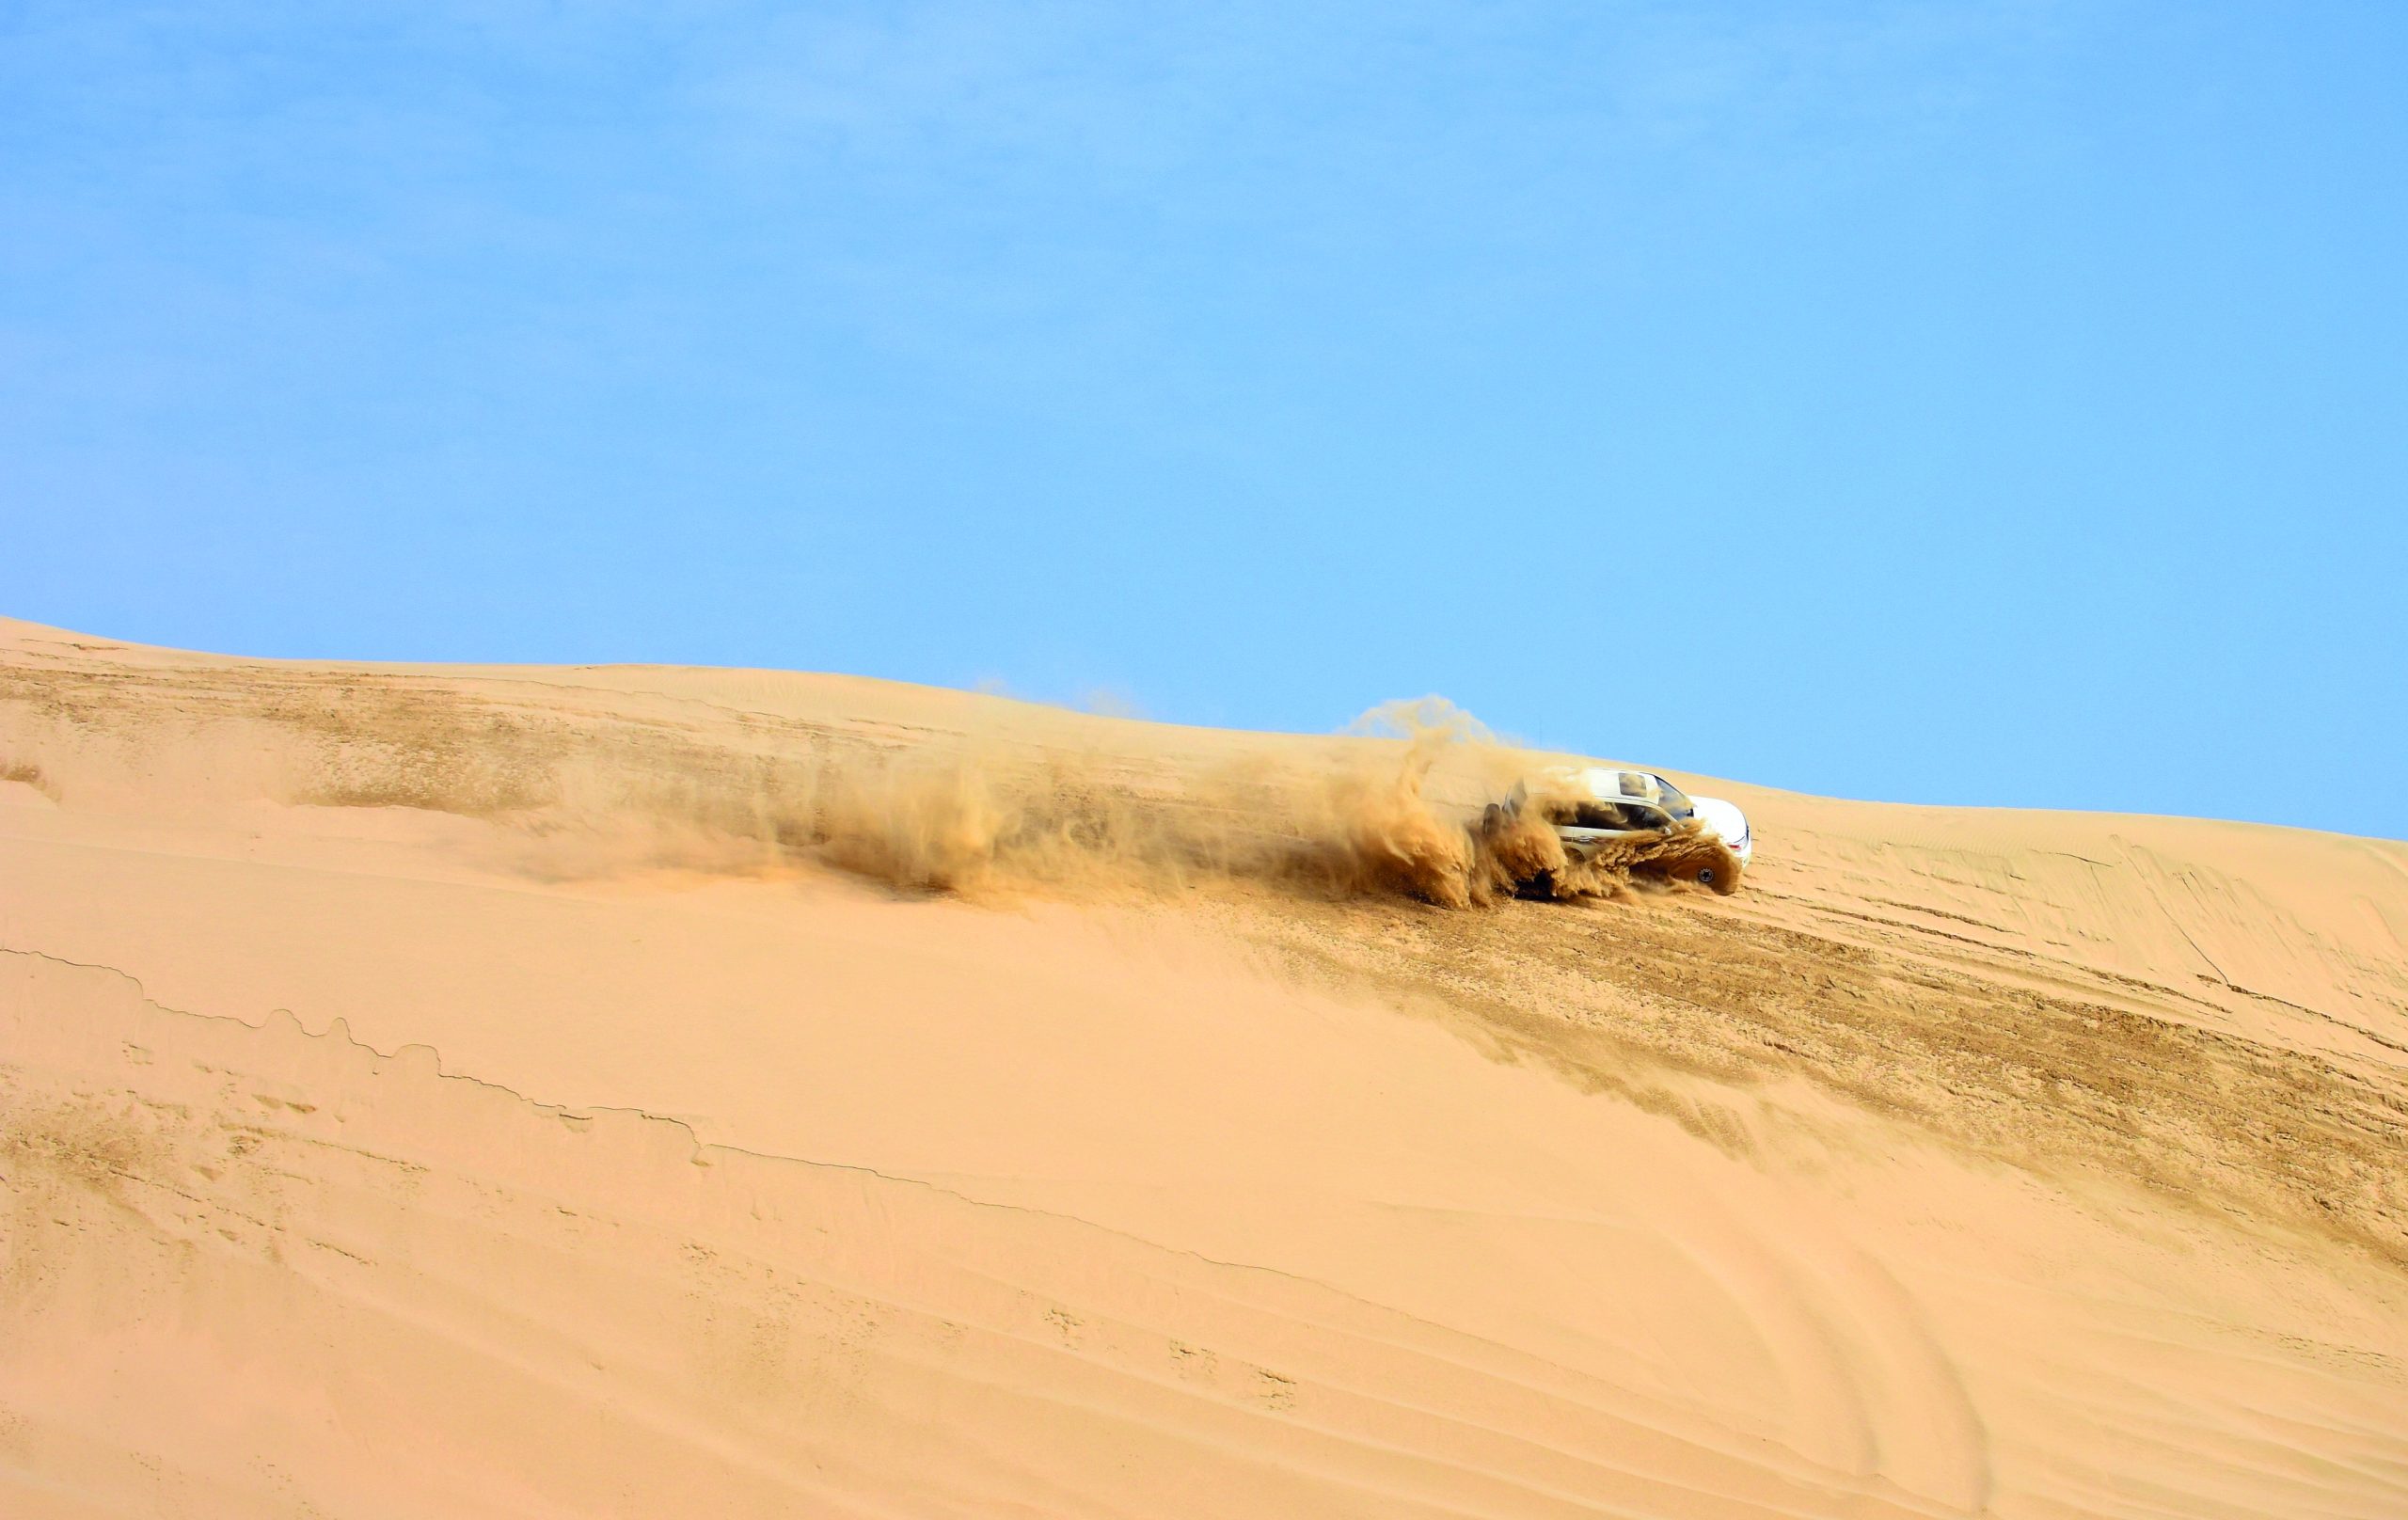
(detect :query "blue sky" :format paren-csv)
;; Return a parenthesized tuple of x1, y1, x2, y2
(4, 2, 2402, 837)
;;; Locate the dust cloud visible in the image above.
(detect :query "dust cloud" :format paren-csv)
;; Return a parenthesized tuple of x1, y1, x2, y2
(797, 698, 1736, 908)
(0, 661, 1734, 908)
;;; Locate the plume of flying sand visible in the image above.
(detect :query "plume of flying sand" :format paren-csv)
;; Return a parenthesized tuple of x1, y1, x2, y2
(794, 697, 1738, 907)
(0, 661, 1735, 906)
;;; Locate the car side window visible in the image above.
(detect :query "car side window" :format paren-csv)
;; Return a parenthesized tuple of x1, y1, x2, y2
(1552, 800, 1673, 831)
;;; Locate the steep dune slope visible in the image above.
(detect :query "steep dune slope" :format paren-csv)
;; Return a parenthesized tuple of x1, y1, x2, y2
(3, 618, 2404, 1517)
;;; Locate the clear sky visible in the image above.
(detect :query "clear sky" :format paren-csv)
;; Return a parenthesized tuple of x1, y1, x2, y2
(4, 3, 2402, 838)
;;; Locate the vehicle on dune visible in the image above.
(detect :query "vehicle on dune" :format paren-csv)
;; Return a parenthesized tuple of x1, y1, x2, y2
(1481, 766, 1753, 895)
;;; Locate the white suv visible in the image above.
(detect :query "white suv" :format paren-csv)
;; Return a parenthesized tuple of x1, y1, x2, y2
(1486, 766, 1753, 891)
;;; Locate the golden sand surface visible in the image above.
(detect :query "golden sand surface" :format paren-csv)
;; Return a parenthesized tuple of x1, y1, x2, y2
(3, 615, 2404, 1517)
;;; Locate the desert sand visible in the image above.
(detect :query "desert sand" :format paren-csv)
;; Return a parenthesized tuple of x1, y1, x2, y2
(3, 613, 2404, 1517)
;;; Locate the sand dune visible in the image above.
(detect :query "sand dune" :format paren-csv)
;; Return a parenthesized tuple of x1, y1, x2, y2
(3, 615, 2404, 1517)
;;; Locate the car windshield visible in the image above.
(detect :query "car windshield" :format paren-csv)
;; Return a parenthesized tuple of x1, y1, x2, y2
(1653, 776, 1695, 816)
